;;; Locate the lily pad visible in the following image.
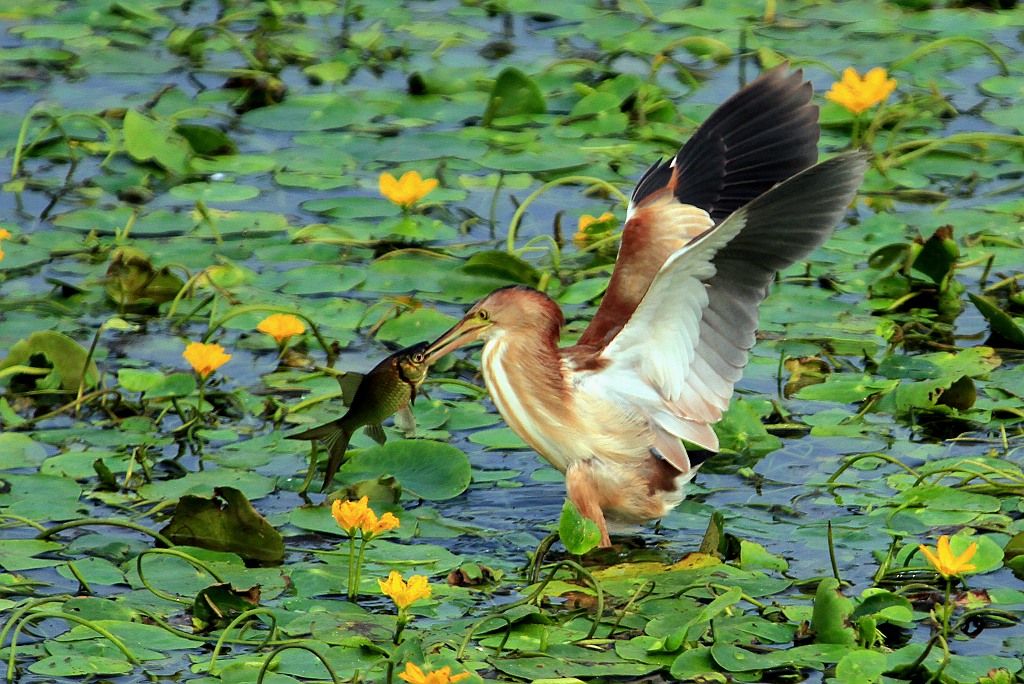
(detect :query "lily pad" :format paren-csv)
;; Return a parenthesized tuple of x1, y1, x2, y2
(338, 440, 471, 500)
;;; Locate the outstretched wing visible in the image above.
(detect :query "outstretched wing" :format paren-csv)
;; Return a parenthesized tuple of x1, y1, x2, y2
(577, 153, 869, 457)
(577, 65, 820, 350)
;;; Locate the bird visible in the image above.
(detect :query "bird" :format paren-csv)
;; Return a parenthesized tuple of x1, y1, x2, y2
(288, 342, 430, 492)
(424, 65, 868, 547)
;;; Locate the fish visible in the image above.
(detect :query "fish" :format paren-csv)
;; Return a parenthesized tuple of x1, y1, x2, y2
(287, 342, 430, 492)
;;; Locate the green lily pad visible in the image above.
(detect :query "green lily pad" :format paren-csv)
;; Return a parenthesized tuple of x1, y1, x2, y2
(482, 67, 545, 126)
(123, 109, 193, 175)
(338, 440, 471, 500)
(0, 330, 99, 391)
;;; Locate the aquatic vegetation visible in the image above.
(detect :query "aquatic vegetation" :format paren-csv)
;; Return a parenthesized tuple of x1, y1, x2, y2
(333, 496, 401, 601)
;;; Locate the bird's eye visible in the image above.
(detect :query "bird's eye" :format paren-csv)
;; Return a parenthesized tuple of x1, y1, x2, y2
(477, 309, 489, 321)
(412, 353, 425, 364)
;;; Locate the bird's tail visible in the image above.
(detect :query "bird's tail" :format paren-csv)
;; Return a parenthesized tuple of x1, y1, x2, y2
(287, 422, 353, 492)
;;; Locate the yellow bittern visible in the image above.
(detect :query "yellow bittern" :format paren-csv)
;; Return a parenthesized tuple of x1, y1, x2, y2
(425, 66, 868, 547)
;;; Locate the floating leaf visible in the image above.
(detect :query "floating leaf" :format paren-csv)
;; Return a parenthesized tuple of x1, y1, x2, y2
(159, 486, 284, 564)
(338, 440, 471, 500)
(0, 330, 99, 391)
(123, 109, 193, 175)
(482, 67, 545, 126)
(811, 578, 855, 645)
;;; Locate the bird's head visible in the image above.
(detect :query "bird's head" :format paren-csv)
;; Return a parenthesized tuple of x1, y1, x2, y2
(425, 285, 563, 363)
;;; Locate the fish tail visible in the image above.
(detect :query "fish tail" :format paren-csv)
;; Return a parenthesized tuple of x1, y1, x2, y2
(288, 421, 353, 492)
(319, 427, 353, 492)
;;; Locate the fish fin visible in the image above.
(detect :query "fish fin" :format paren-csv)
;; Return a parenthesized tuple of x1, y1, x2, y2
(287, 420, 337, 441)
(320, 427, 354, 492)
(364, 423, 387, 445)
(395, 405, 416, 436)
(336, 372, 364, 407)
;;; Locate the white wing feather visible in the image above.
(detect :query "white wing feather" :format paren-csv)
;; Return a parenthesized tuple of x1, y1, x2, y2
(578, 206, 751, 451)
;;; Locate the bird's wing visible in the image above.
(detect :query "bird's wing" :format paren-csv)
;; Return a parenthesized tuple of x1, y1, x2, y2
(577, 65, 820, 349)
(578, 152, 869, 456)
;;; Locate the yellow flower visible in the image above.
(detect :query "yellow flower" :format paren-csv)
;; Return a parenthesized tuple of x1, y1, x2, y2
(573, 212, 617, 247)
(826, 67, 897, 115)
(379, 571, 431, 610)
(331, 496, 401, 537)
(257, 313, 306, 343)
(363, 510, 400, 536)
(183, 342, 231, 378)
(919, 535, 978, 578)
(0, 228, 10, 261)
(379, 171, 438, 209)
(332, 496, 370, 534)
(398, 662, 470, 684)
(578, 212, 616, 232)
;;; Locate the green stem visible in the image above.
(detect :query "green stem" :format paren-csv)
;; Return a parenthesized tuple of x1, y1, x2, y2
(890, 36, 1008, 75)
(36, 517, 174, 547)
(136, 548, 225, 604)
(940, 576, 952, 638)
(506, 176, 628, 253)
(353, 536, 370, 603)
(7, 611, 147, 681)
(455, 614, 514, 659)
(347, 534, 358, 601)
(207, 608, 279, 675)
(393, 611, 409, 645)
(257, 644, 341, 684)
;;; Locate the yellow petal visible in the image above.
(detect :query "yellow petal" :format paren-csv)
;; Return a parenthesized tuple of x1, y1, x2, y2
(919, 543, 942, 571)
(398, 663, 427, 684)
(380, 173, 399, 197)
(257, 313, 306, 343)
(332, 496, 370, 534)
(183, 342, 231, 378)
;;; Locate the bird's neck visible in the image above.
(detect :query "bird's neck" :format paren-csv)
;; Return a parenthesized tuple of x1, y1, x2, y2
(479, 329, 575, 468)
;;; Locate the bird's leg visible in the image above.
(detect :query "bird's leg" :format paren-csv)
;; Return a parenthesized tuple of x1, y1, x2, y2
(565, 462, 612, 548)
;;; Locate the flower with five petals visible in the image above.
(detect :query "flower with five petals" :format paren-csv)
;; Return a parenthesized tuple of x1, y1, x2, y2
(379, 171, 438, 209)
(826, 67, 897, 115)
(183, 342, 231, 378)
(919, 535, 978, 578)
(257, 313, 306, 343)
(379, 571, 431, 610)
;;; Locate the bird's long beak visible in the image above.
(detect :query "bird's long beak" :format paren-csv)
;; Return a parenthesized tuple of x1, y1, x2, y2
(425, 316, 490, 364)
